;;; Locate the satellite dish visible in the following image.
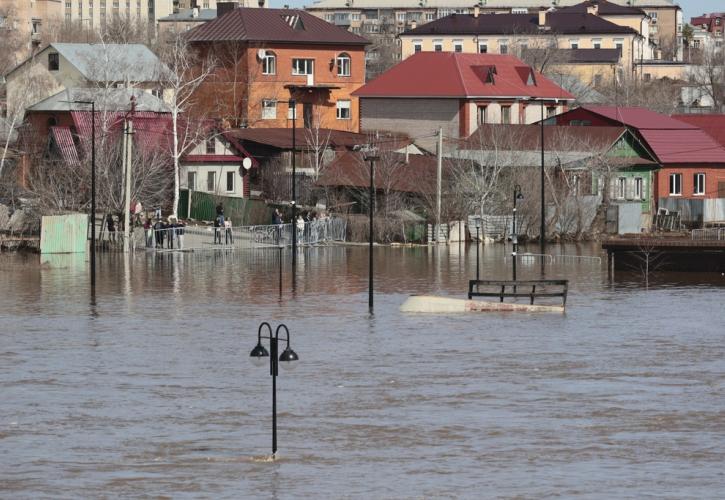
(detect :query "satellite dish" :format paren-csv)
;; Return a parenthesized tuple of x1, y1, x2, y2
(257, 49, 266, 60)
(242, 157, 253, 170)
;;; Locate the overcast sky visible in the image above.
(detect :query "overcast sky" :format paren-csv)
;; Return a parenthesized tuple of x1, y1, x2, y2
(271, 0, 718, 23)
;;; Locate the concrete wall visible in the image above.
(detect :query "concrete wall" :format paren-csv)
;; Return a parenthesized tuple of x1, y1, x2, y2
(360, 97, 459, 138)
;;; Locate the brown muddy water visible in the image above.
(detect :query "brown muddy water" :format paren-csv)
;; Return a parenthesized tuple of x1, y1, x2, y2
(1, 243, 724, 498)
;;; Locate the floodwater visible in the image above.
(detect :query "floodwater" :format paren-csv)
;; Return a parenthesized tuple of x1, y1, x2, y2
(1, 243, 724, 498)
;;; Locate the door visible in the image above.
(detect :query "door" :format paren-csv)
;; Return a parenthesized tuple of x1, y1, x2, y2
(303, 103, 313, 128)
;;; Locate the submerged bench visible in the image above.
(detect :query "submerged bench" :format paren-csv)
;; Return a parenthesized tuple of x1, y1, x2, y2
(468, 279, 569, 307)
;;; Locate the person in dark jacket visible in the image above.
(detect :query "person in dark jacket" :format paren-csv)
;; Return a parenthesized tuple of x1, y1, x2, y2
(154, 219, 164, 248)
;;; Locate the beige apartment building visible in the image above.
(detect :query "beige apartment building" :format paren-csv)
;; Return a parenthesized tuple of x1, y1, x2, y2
(61, 0, 151, 28)
(306, 0, 682, 60)
(0, 0, 63, 64)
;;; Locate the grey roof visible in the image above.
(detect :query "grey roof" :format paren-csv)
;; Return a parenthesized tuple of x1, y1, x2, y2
(158, 8, 217, 22)
(27, 88, 170, 113)
(50, 43, 171, 83)
(546, 73, 607, 103)
(307, 0, 677, 9)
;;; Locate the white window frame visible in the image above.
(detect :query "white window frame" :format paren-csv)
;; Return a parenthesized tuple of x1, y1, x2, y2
(336, 53, 351, 76)
(634, 177, 644, 200)
(592, 38, 602, 49)
(262, 51, 276, 75)
(669, 173, 682, 196)
(479, 42, 488, 53)
(413, 39, 422, 52)
(453, 39, 463, 52)
(226, 171, 235, 192)
(433, 39, 443, 51)
(501, 105, 511, 124)
(207, 171, 216, 192)
(336, 99, 351, 120)
(616, 177, 626, 199)
(292, 58, 314, 76)
(351, 13, 360, 21)
(498, 39, 509, 54)
(694, 172, 705, 195)
(187, 171, 196, 191)
(570, 39, 579, 49)
(262, 99, 277, 120)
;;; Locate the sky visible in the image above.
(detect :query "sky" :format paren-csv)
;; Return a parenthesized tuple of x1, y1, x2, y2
(270, 0, 720, 22)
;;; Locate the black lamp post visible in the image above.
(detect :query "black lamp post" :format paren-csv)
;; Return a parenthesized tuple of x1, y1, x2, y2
(538, 99, 545, 262)
(474, 217, 481, 282)
(249, 322, 299, 458)
(512, 184, 524, 281)
(72, 100, 96, 289)
(289, 99, 297, 272)
(363, 150, 379, 313)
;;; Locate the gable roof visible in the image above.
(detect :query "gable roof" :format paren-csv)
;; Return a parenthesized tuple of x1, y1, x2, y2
(50, 43, 169, 82)
(353, 52, 574, 100)
(309, 0, 677, 9)
(557, 106, 725, 164)
(557, 0, 646, 16)
(223, 128, 371, 151)
(402, 12, 637, 36)
(27, 88, 170, 113)
(185, 7, 369, 45)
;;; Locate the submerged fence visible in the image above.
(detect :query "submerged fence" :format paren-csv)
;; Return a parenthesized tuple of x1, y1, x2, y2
(130, 217, 347, 251)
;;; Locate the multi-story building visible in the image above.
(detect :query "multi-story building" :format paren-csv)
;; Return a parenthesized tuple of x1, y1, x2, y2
(61, 0, 151, 29)
(186, 7, 368, 131)
(399, 9, 651, 86)
(0, 0, 63, 65)
(306, 0, 682, 67)
(690, 12, 725, 53)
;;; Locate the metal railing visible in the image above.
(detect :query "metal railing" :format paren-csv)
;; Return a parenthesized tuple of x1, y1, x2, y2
(468, 279, 569, 306)
(551, 254, 602, 265)
(692, 228, 725, 241)
(135, 217, 347, 251)
(504, 253, 554, 264)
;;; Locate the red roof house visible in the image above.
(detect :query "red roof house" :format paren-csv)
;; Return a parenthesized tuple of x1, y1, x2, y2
(353, 52, 574, 143)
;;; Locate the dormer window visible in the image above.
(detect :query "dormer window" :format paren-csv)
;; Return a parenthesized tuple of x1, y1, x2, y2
(48, 53, 59, 71)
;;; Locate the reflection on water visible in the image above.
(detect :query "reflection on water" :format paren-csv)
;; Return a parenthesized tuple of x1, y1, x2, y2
(1, 243, 724, 498)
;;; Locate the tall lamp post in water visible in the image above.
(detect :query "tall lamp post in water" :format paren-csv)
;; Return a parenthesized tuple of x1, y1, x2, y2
(71, 100, 96, 288)
(474, 217, 481, 282)
(289, 99, 297, 271)
(249, 322, 299, 458)
(529, 97, 547, 267)
(512, 185, 524, 281)
(363, 149, 379, 313)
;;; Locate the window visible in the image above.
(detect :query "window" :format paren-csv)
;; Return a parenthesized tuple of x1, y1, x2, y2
(592, 38, 602, 49)
(207, 171, 216, 192)
(438, 9, 450, 18)
(694, 173, 705, 195)
(262, 100, 277, 119)
(288, 103, 297, 119)
(226, 171, 234, 192)
(649, 12, 657, 24)
(413, 40, 422, 52)
(337, 53, 351, 76)
(48, 53, 59, 71)
(512, 8, 528, 14)
(433, 39, 443, 51)
(479, 43, 488, 53)
(616, 177, 626, 199)
(593, 74, 603, 86)
(292, 58, 314, 75)
(325, 13, 334, 21)
(644, 73, 652, 82)
(188, 171, 196, 190)
(336, 100, 351, 120)
(352, 13, 360, 21)
(396, 12, 405, 23)
(426, 12, 434, 21)
(477, 106, 487, 125)
(614, 38, 624, 51)
(205, 137, 215, 154)
(453, 40, 463, 52)
(547, 106, 557, 118)
(669, 173, 682, 195)
(634, 177, 644, 200)
(570, 39, 579, 49)
(262, 51, 276, 75)
(501, 105, 511, 124)
(499, 40, 508, 54)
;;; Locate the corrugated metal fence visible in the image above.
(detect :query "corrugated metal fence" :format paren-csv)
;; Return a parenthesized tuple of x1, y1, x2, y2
(179, 190, 274, 226)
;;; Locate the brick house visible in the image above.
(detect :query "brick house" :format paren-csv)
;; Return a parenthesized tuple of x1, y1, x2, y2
(186, 7, 368, 131)
(353, 52, 574, 147)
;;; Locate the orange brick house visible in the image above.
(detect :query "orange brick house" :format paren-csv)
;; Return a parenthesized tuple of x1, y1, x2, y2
(186, 7, 368, 132)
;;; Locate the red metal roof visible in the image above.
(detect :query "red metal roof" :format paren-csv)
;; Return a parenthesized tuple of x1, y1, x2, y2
(579, 106, 695, 130)
(353, 52, 574, 100)
(185, 8, 368, 45)
(183, 154, 244, 163)
(638, 129, 725, 164)
(672, 114, 725, 149)
(223, 128, 373, 151)
(50, 126, 79, 166)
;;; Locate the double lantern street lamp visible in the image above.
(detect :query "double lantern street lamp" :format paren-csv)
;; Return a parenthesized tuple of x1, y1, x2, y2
(512, 185, 524, 281)
(249, 322, 299, 458)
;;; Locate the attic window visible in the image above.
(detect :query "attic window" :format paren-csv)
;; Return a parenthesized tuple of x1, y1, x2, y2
(472, 65, 496, 84)
(527, 70, 536, 85)
(282, 14, 305, 30)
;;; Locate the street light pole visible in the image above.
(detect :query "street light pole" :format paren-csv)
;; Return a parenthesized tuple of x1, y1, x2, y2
(365, 154, 378, 313)
(512, 185, 523, 282)
(250, 322, 299, 458)
(475, 220, 480, 282)
(539, 99, 546, 266)
(289, 99, 297, 273)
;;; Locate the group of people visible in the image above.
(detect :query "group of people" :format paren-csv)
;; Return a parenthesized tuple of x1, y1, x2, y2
(214, 203, 233, 245)
(144, 216, 185, 250)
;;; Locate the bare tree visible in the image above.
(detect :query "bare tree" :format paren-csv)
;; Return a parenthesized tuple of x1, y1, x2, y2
(687, 44, 725, 111)
(157, 34, 216, 217)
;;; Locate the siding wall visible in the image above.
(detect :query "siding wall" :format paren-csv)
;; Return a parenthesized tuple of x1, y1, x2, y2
(360, 97, 460, 138)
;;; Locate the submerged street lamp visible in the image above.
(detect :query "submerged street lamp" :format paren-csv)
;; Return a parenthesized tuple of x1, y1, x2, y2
(512, 185, 524, 281)
(249, 322, 299, 458)
(474, 217, 481, 282)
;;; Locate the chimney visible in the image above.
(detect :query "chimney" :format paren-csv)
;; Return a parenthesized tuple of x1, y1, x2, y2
(258, 0, 265, 6)
(587, 1, 599, 16)
(474, 6, 480, 18)
(538, 8, 547, 26)
(217, 1, 240, 18)
(405, 146, 409, 164)
(192, 7, 199, 17)
(411, 20, 417, 29)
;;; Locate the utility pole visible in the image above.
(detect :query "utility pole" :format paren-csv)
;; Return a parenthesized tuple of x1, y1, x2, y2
(436, 127, 443, 243)
(123, 119, 133, 252)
